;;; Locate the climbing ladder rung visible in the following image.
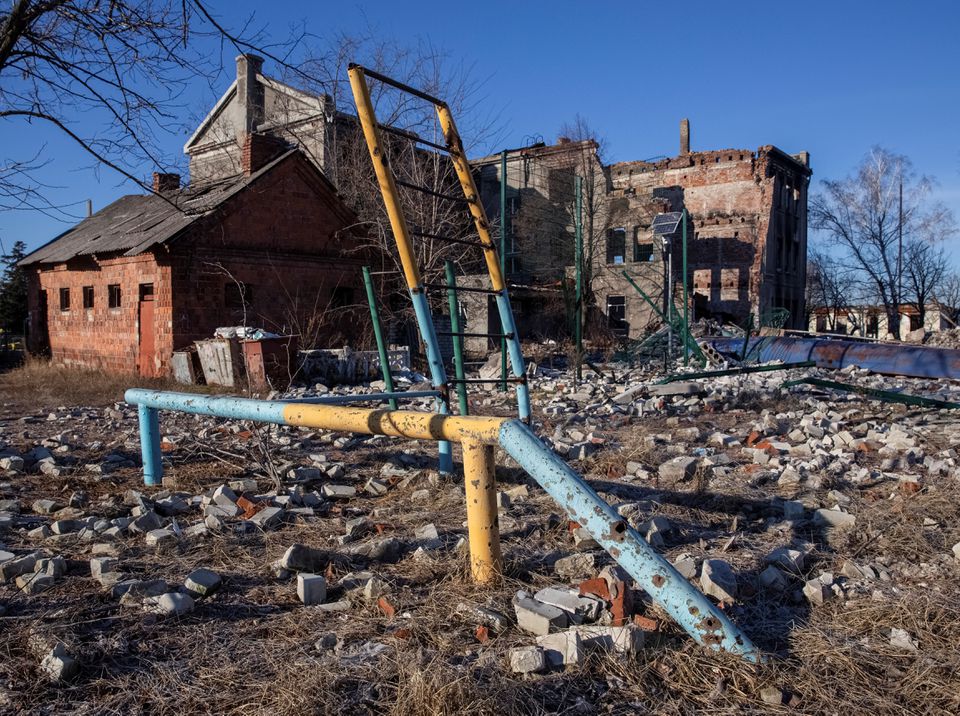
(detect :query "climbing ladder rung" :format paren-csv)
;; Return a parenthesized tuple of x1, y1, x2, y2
(448, 377, 527, 385)
(350, 63, 447, 106)
(436, 331, 513, 340)
(376, 123, 451, 153)
(396, 180, 473, 204)
(411, 230, 492, 249)
(423, 282, 503, 296)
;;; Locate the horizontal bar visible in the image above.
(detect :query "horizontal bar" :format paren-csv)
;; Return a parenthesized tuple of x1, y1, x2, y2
(283, 390, 440, 405)
(396, 180, 473, 205)
(125, 389, 506, 443)
(377, 123, 450, 153)
(447, 377, 527, 385)
(656, 361, 816, 384)
(781, 377, 960, 410)
(423, 282, 503, 296)
(348, 63, 447, 107)
(497, 420, 762, 662)
(436, 331, 513, 340)
(412, 230, 493, 250)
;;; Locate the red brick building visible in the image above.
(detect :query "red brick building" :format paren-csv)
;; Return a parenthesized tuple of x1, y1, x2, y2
(21, 137, 362, 376)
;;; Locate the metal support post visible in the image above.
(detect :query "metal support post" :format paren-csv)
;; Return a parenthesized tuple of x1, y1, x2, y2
(445, 261, 469, 415)
(137, 404, 162, 487)
(362, 266, 397, 410)
(682, 209, 689, 366)
(499, 150, 508, 393)
(462, 439, 502, 582)
(575, 175, 583, 384)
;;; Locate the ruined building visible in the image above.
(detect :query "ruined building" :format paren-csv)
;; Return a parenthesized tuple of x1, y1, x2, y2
(466, 121, 811, 346)
(22, 56, 364, 375)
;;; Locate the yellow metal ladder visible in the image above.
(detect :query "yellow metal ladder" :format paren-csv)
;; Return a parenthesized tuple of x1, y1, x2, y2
(348, 65, 531, 474)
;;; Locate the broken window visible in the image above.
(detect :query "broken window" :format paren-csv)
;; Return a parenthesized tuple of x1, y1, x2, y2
(815, 315, 827, 332)
(331, 287, 354, 309)
(606, 227, 626, 265)
(866, 314, 879, 337)
(224, 282, 251, 310)
(108, 284, 122, 309)
(633, 240, 654, 262)
(607, 295, 628, 337)
(59, 287, 70, 312)
(82, 286, 94, 309)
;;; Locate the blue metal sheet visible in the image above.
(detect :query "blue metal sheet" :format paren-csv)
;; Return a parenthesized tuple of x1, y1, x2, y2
(710, 336, 960, 380)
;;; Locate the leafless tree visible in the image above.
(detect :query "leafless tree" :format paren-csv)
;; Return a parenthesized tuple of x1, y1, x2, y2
(935, 272, 960, 326)
(810, 146, 956, 339)
(265, 32, 501, 318)
(903, 239, 949, 329)
(806, 248, 852, 331)
(0, 0, 301, 217)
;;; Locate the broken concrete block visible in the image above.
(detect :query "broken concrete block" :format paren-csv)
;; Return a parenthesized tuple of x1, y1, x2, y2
(759, 566, 789, 592)
(673, 554, 698, 580)
(322, 484, 356, 499)
(144, 592, 195, 617)
(212, 484, 238, 507)
(764, 547, 808, 573)
(952, 541, 960, 562)
(510, 646, 547, 674)
(184, 568, 221, 597)
(0, 553, 38, 582)
(248, 506, 283, 529)
(204, 503, 240, 519)
(32, 499, 63, 515)
(144, 528, 176, 547)
(537, 630, 584, 666)
(534, 587, 602, 624)
(813, 507, 856, 529)
(554, 553, 595, 580)
(364, 478, 389, 496)
(456, 603, 510, 633)
(571, 527, 599, 549)
(128, 511, 163, 534)
(16, 572, 54, 593)
(363, 576, 389, 602)
(281, 543, 328, 572)
(514, 593, 568, 636)
(700, 559, 738, 603)
(802, 578, 829, 606)
(297, 573, 327, 605)
(574, 624, 645, 655)
(889, 627, 918, 651)
(40, 643, 78, 681)
(658, 456, 698, 482)
(35, 556, 65, 578)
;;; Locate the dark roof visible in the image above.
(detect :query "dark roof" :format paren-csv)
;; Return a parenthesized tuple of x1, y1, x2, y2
(21, 149, 301, 266)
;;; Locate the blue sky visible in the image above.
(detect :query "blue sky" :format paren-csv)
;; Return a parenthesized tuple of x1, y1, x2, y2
(3, 0, 959, 262)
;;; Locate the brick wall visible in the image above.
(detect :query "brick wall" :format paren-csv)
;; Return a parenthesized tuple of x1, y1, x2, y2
(26, 254, 173, 373)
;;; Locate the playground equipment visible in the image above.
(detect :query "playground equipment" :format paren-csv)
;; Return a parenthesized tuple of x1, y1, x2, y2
(125, 67, 761, 662)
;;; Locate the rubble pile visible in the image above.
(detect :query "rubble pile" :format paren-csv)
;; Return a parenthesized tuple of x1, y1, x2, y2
(1, 356, 959, 711)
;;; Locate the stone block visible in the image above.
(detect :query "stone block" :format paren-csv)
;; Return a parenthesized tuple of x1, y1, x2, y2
(297, 573, 327, 605)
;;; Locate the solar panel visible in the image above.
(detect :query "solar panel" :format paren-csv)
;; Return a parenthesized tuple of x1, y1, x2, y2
(650, 212, 683, 235)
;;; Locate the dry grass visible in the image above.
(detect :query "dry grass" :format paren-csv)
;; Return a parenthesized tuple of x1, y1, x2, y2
(0, 356, 222, 410)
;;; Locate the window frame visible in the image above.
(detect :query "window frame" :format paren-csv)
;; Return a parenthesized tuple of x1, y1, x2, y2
(108, 284, 122, 309)
(59, 287, 70, 312)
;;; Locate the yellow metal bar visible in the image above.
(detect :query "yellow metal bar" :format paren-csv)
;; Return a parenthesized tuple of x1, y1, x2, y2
(462, 439, 502, 583)
(435, 105, 506, 292)
(348, 65, 421, 290)
(281, 402, 504, 444)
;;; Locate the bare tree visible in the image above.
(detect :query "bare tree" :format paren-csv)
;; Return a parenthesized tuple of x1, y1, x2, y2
(806, 248, 852, 331)
(260, 32, 501, 320)
(903, 239, 949, 329)
(0, 0, 300, 216)
(935, 272, 960, 327)
(810, 147, 956, 339)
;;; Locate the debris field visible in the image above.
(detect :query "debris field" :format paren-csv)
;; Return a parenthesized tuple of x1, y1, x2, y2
(1, 361, 959, 714)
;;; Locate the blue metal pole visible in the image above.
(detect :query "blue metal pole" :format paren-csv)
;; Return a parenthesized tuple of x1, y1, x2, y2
(410, 289, 454, 474)
(497, 419, 762, 662)
(494, 292, 531, 422)
(137, 404, 163, 487)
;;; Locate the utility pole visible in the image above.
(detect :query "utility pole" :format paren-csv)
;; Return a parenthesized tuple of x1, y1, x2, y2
(574, 175, 583, 383)
(897, 168, 903, 335)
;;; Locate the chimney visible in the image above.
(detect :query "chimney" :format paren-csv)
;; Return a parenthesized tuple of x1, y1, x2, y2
(152, 172, 180, 193)
(86, 199, 92, 217)
(236, 54, 265, 138)
(680, 118, 691, 155)
(242, 133, 289, 176)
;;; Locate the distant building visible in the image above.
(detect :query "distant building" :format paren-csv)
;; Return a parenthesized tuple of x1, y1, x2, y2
(808, 303, 958, 340)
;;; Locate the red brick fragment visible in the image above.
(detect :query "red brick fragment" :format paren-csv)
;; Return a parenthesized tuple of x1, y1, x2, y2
(475, 625, 490, 643)
(579, 578, 611, 602)
(632, 615, 658, 631)
(378, 596, 396, 619)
